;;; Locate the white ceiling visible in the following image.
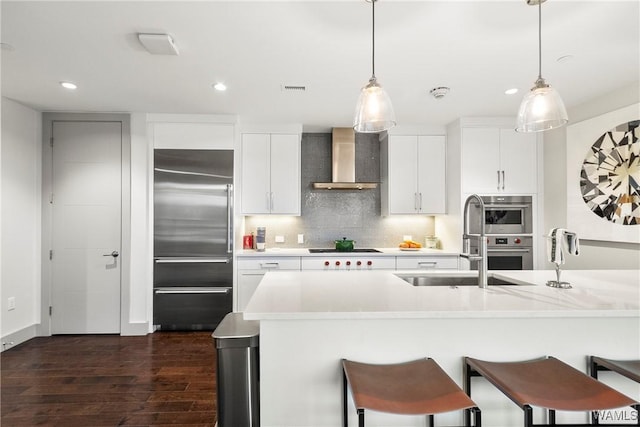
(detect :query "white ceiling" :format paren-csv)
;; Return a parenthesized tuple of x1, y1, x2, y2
(2, 1, 638, 132)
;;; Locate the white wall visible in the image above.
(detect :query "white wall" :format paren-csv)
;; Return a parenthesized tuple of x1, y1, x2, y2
(127, 113, 152, 334)
(1, 97, 42, 348)
(543, 82, 640, 270)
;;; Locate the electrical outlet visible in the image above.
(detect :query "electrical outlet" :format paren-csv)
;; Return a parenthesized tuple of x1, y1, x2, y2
(275, 235, 285, 243)
(298, 234, 304, 244)
(403, 235, 412, 242)
(7, 297, 16, 311)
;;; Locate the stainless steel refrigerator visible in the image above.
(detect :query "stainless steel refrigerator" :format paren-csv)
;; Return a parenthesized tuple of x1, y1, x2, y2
(153, 149, 233, 330)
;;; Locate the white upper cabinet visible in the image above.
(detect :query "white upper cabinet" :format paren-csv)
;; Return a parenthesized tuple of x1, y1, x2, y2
(241, 133, 300, 215)
(148, 114, 236, 149)
(382, 135, 446, 215)
(461, 127, 537, 194)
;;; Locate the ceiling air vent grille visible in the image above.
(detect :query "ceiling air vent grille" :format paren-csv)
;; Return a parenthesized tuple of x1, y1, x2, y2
(281, 85, 306, 92)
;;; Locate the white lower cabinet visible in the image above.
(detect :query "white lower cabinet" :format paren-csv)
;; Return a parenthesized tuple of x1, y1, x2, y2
(396, 256, 459, 270)
(236, 257, 301, 311)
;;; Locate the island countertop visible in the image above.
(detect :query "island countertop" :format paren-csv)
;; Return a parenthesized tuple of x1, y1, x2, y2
(243, 269, 640, 320)
(247, 269, 640, 426)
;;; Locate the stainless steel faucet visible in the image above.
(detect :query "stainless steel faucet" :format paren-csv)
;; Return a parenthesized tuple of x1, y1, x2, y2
(460, 194, 488, 288)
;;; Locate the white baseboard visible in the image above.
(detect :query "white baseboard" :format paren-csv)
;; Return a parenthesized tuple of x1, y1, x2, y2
(1, 324, 38, 352)
(121, 321, 150, 336)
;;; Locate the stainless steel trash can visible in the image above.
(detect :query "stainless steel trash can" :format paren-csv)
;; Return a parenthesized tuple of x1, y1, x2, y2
(212, 312, 260, 427)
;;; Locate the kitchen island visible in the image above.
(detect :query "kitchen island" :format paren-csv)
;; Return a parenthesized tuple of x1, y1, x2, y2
(243, 270, 640, 427)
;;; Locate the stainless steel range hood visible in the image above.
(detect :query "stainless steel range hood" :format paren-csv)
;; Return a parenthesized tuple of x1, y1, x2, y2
(312, 128, 378, 190)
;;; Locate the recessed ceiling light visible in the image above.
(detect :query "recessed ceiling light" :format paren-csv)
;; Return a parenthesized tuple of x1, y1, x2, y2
(60, 81, 77, 90)
(505, 88, 519, 95)
(213, 82, 227, 91)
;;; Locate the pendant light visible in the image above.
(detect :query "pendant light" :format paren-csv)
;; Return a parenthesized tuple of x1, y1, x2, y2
(353, 0, 396, 133)
(516, 0, 568, 133)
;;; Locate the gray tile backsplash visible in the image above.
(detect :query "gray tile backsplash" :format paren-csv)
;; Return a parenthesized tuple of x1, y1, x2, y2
(244, 132, 435, 249)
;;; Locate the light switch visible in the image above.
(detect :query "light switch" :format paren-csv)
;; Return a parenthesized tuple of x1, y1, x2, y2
(403, 235, 412, 241)
(275, 235, 285, 243)
(298, 234, 304, 244)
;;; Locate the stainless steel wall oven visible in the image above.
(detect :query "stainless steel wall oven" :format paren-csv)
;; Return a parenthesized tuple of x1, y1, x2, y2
(469, 195, 534, 270)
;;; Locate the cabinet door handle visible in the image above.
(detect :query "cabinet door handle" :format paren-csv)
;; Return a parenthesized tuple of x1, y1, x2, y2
(266, 192, 271, 211)
(414, 193, 419, 211)
(501, 170, 505, 190)
(270, 192, 274, 212)
(497, 170, 501, 190)
(419, 193, 423, 211)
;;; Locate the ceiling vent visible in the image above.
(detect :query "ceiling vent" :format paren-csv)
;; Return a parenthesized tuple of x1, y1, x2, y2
(137, 33, 179, 55)
(281, 85, 306, 92)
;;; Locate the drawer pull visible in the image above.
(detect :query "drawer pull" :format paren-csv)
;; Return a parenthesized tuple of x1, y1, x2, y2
(418, 262, 437, 269)
(260, 262, 280, 269)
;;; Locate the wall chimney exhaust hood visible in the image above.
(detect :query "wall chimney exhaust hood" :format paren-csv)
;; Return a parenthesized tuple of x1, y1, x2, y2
(312, 128, 378, 190)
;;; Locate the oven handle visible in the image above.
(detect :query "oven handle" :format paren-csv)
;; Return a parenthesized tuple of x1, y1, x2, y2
(154, 287, 231, 294)
(484, 204, 530, 209)
(487, 248, 531, 253)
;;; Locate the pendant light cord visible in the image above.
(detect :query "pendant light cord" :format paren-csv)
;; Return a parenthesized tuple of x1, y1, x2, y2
(537, 0, 542, 80)
(371, 0, 376, 79)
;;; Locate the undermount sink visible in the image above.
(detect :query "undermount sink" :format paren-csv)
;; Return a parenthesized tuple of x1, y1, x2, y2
(394, 274, 521, 287)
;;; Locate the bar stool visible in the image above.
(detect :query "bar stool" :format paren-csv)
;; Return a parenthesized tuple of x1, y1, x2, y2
(464, 356, 640, 427)
(590, 356, 640, 383)
(590, 356, 640, 425)
(342, 358, 481, 427)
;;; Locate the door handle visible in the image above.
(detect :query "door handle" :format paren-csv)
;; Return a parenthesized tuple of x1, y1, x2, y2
(103, 251, 119, 258)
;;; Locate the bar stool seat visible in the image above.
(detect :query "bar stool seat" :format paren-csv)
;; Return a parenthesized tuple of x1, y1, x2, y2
(464, 356, 640, 427)
(342, 358, 480, 426)
(590, 356, 640, 383)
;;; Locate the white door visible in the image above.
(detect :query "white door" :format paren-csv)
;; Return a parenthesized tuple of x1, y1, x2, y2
(241, 133, 271, 214)
(499, 129, 538, 193)
(387, 135, 419, 214)
(417, 136, 446, 214)
(51, 121, 122, 334)
(269, 134, 300, 215)
(461, 127, 501, 193)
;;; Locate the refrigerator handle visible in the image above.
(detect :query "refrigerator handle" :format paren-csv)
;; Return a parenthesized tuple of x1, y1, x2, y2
(227, 184, 234, 254)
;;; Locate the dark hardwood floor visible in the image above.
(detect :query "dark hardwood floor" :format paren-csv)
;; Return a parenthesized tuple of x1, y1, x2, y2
(1, 331, 217, 426)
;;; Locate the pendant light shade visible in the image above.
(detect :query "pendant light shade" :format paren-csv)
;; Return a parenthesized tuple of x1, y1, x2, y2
(516, 77, 568, 132)
(354, 76, 396, 133)
(516, 0, 568, 133)
(353, 0, 396, 133)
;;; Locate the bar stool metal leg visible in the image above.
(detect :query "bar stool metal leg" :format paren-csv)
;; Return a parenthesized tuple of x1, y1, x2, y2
(524, 405, 533, 427)
(343, 369, 348, 427)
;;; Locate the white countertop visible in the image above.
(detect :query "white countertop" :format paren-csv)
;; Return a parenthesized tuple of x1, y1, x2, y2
(243, 269, 640, 320)
(236, 247, 460, 257)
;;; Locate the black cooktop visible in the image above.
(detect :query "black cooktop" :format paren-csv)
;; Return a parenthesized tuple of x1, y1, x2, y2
(308, 248, 381, 253)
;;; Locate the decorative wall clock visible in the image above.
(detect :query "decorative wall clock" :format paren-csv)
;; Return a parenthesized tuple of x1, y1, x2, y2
(580, 120, 639, 225)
